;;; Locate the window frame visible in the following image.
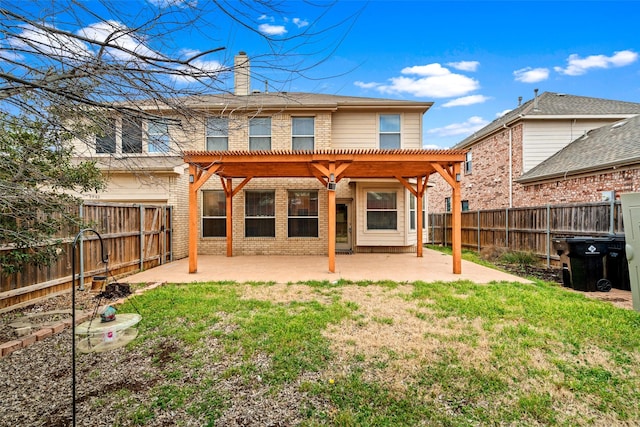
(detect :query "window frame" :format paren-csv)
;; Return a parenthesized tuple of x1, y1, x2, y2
(249, 117, 271, 151)
(206, 117, 229, 151)
(287, 190, 319, 238)
(122, 117, 143, 154)
(148, 120, 170, 153)
(366, 190, 398, 231)
(379, 114, 401, 150)
(95, 118, 116, 154)
(445, 197, 451, 213)
(244, 190, 276, 237)
(464, 150, 472, 174)
(291, 117, 315, 151)
(202, 190, 226, 238)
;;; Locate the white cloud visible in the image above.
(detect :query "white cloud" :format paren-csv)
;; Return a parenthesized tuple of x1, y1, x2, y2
(365, 63, 480, 98)
(447, 61, 479, 72)
(496, 109, 512, 118)
(401, 63, 450, 76)
(354, 81, 380, 89)
(292, 18, 309, 28)
(442, 95, 490, 107)
(422, 143, 443, 150)
(146, 0, 196, 8)
(10, 23, 91, 62)
(258, 15, 274, 22)
(78, 20, 159, 61)
(427, 116, 488, 137)
(513, 67, 549, 83)
(554, 50, 638, 76)
(258, 23, 287, 36)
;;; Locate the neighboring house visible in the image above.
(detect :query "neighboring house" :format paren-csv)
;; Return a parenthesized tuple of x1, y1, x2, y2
(516, 114, 640, 204)
(427, 91, 640, 213)
(75, 52, 465, 263)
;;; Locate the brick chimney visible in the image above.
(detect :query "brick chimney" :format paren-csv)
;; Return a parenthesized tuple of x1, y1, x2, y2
(234, 51, 250, 96)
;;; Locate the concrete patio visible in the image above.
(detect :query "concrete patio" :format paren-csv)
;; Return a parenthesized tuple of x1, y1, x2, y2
(121, 248, 532, 285)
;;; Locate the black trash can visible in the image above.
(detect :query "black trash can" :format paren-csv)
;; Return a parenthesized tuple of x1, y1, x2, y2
(606, 235, 631, 291)
(564, 237, 611, 292)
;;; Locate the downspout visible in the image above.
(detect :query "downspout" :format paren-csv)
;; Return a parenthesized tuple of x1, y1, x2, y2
(503, 124, 513, 208)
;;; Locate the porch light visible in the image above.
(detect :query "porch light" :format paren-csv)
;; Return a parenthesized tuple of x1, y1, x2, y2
(189, 174, 194, 183)
(327, 173, 336, 191)
(456, 173, 461, 182)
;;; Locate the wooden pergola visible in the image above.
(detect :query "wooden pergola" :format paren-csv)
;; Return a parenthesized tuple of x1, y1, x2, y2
(183, 148, 466, 274)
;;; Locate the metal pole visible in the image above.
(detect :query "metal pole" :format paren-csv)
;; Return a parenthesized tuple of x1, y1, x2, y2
(139, 205, 144, 270)
(71, 228, 108, 427)
(505, 208, 509, 249)
(78, 204, 85, 291)
(610, 198, 615, 235)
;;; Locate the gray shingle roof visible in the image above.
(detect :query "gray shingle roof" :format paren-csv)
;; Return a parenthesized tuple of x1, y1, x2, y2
(178, 92, 433, 111)
(517, 114, 640, 183)
(455, 92, 640, 148)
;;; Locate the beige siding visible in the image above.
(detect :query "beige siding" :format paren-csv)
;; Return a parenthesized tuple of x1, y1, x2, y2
(331, 112, 423, 150)
(522, 119, 616, 173)
(355, 182, 407, 246)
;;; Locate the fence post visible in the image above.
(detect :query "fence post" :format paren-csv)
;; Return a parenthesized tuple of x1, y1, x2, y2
(444, 213, 447, 247)
(79, 204, 85, 290)
(610, 198, 615, 235)
(477, 210, 481, 253)
(139, 205, 145, 270)
(546, 204, 551, 268)
(505, 208, 509, 249)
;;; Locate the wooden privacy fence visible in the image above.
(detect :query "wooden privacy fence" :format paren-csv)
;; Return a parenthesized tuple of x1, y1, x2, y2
(429, 201, 624, 267)
(0, 202, 172, 313)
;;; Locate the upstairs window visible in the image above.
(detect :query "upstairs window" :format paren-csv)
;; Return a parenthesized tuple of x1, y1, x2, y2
(122, 118, 143, 154)
(96, 118, 116, 153)
(292, 117, 314, 151)
(206, 117, 228, 151)
(288, 190, 318, 237)
(366, 191, 397, 230)
(148, 121, 170, 153)
(245, 190, 275, 237)
(249, 117, 271, 151)
(465, 150, 472, 174)
(202, 190, 226, 237)
(379, 114, 401, 149)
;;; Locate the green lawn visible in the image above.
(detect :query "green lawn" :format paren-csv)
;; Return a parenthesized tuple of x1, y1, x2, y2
(96, 277, 640, 426)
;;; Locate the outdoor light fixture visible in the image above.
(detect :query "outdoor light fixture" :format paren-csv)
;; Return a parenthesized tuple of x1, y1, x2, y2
(327, 173, 336, 191)
(456, 173, 461, 182)
(189, 174, 194, 183)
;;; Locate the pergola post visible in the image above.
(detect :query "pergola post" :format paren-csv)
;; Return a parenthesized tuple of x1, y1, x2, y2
(451, 163, 462, 274)
(327, 163, 336, 273)
(416, 176, 424, 257)
(225, 178, 233, 257)
(188, 164, 199, 273)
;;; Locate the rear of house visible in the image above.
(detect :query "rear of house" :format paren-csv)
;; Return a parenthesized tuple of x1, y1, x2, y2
(73, 52, 433, 259)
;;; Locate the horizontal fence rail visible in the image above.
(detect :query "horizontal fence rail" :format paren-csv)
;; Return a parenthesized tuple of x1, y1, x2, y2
(0, 202, 172, 313)
(429, 201, 624, 267)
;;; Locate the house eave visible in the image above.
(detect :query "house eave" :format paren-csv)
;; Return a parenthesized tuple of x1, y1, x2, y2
(517, 159, 640, 184)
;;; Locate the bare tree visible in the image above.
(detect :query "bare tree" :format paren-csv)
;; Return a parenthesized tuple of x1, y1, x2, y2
(0, 0, 360, 272)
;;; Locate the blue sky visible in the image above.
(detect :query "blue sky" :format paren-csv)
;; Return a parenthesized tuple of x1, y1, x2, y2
(7, 1, 640, 149)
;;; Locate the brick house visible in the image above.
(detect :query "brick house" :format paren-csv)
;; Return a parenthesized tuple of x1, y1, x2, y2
(76, 52, 466, 268)
(516, 114, 640, 203)
(427, 91, 640, 213)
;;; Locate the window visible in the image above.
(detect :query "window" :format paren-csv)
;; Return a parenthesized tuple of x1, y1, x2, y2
(148, 121, 170, 153)
(96, 118, 116, 153)
(249, 117, 271, 150)
(206, 117, 228, 151)
(462, 200, 470, 212)
(245, 190, 275, 237)
(366, 191, 397, 230)
(409, 194, 427, 230)
(122, 118, 142, 154)
(379, 114, 401, 149)
(288, 190, 318, 237)
(465, 150, 472, 174)
(202, 190, 226, 237)
(292, 117, 314, 151)
(445, 197, 451, 212)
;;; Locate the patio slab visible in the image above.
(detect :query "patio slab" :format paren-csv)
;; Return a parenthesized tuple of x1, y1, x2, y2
(121, 249, 532, 285)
